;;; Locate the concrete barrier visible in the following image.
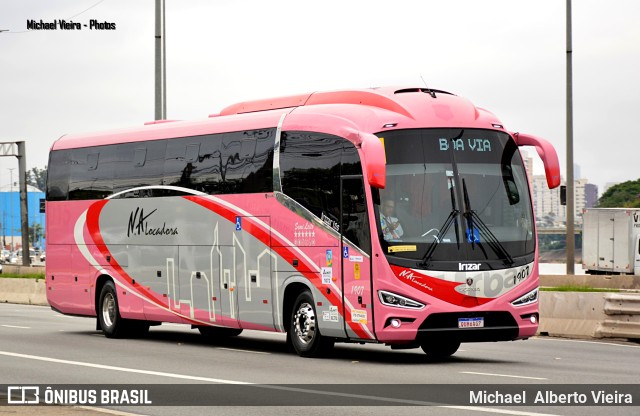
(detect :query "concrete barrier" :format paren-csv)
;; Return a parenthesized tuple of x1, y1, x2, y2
(1, 264, 45, 275)
(538, 291, 640, 341)
(597, 294, 640, 340)
(538, 292, 607, 338)
(0, 278, 48, 306)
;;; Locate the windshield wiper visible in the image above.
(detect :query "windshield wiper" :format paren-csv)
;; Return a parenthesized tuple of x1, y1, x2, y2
(462, 179, 514, 266)
(420, 175, 460, 267)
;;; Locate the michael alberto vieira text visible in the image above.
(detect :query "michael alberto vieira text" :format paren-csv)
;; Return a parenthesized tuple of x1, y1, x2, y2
(470, 389, 633, 405)
(27, 20, 115, 30)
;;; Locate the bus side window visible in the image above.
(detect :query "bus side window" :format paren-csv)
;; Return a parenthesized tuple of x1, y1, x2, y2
(47, 150, 71, 201)
(164, 138, 189, 189)
(280, 132, 342, 220)
(113, 141, 166, 196)
(240, 129, 274, 193)
(341, 144, 370, 255)
(68, 147, 116, 200)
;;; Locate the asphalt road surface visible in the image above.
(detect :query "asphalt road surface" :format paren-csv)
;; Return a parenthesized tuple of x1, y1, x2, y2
(1, 303, 638, 416)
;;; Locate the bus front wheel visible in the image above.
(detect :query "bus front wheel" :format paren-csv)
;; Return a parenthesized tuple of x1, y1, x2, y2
(288, 290, 334, 357)
(420, 340, 460, 359)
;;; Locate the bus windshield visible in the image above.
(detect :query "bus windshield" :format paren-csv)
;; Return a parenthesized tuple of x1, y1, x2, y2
(376, 129, 534, 269)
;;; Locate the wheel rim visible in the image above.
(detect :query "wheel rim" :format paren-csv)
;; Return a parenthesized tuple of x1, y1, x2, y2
(102, 292, 116, 328)
(293, 302, 316, 345)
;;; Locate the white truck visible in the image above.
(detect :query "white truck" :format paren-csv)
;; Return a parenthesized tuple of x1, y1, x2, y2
(582, 208, 640, 275)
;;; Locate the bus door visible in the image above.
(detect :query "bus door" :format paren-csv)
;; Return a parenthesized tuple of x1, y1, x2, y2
(340, 175, 374, 340)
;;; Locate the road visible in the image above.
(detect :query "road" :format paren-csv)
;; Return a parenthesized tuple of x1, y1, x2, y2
(0, 303, 638, 415)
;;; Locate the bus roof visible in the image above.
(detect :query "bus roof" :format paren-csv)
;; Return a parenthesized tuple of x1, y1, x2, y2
(52, 86, 506, 150)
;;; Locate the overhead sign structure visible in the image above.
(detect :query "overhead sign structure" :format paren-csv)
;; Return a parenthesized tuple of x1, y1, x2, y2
(0, 141, 31, 266)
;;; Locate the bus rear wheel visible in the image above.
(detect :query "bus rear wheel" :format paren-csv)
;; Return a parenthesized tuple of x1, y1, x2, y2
(288, 290, 334, 357)
(98, 280, 148, 338)
(420, 340, 460, 359)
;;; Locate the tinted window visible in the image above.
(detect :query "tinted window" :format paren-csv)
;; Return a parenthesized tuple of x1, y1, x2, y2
(68, 147, 116, 200)
(341, 144, 370, 254)
(164, 137, 206, 191)
(243, 129, 275, 193)
(280, 132, 342, 222)
(163, 129, 274, 195)
(219, 129, 274, 193)
(46, 150, 71, 201)
(113, 140, 167, 197)
(46, 128, 275, 201)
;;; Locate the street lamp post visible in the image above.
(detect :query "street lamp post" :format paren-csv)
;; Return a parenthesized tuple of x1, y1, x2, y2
(566, 0, 575, 275)
(155, 0, 166, 120)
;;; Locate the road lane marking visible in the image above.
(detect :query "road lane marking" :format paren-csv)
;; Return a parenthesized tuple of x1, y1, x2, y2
(1, 324, 30, 329)
(534, 336, 640, 349)
(441, 407, 560, 416)
(0, 349, 562, 415)
(0, 350, 251, 384)
(460, 371, 548, 380)
(216, 347, 271, 355)
(76, 406, 141, 416)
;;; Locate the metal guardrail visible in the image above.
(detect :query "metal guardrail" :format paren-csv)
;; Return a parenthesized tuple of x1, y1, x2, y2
(596, 294, 640, 339)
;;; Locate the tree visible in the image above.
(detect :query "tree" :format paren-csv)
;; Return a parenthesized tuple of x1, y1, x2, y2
(597, 179, 640, 208)
(27, 166, 47, 192)
(28, 223, 44, 249)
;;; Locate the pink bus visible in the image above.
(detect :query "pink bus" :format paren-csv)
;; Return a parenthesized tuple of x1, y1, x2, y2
(46, 87, 560, 358)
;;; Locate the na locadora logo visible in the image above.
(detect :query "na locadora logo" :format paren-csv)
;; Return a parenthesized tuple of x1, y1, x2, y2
(26, 19, 116, 30)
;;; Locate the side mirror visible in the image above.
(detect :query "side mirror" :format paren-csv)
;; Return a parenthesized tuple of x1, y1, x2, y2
(513, 132, 561, 189)
(501, 163, 520, 205)
(360, 133, 386, 189)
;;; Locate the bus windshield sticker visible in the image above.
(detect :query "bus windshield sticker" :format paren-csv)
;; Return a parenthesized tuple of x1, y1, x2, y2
(388, 245, 417, 253)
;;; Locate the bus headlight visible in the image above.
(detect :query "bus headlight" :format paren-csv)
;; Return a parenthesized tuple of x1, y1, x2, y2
(511, 288, 538, 307)
(378, 290, 425, 309)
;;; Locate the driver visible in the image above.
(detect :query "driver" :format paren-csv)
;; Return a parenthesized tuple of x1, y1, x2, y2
(380, 199, 404, 241)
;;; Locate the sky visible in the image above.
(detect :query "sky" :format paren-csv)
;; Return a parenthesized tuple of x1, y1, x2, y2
(1, 0, 639, 193)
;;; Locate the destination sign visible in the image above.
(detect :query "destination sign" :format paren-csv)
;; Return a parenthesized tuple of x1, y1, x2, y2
(439, 138, 493, 153)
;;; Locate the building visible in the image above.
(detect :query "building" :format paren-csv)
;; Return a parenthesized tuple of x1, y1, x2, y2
(0, 184, 46, 251)
(584, 183, 598, 208)
(532, 175, 566, 227)
(521, 150, 534, 190)
(532, 176, 598, 226)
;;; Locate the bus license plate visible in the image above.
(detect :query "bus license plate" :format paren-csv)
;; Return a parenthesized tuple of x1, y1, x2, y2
(458, 317, 484, 328)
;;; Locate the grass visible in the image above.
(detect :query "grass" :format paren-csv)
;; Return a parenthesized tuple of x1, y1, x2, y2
(541, 285, 620, 293)
(0, 272, 45, 280)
